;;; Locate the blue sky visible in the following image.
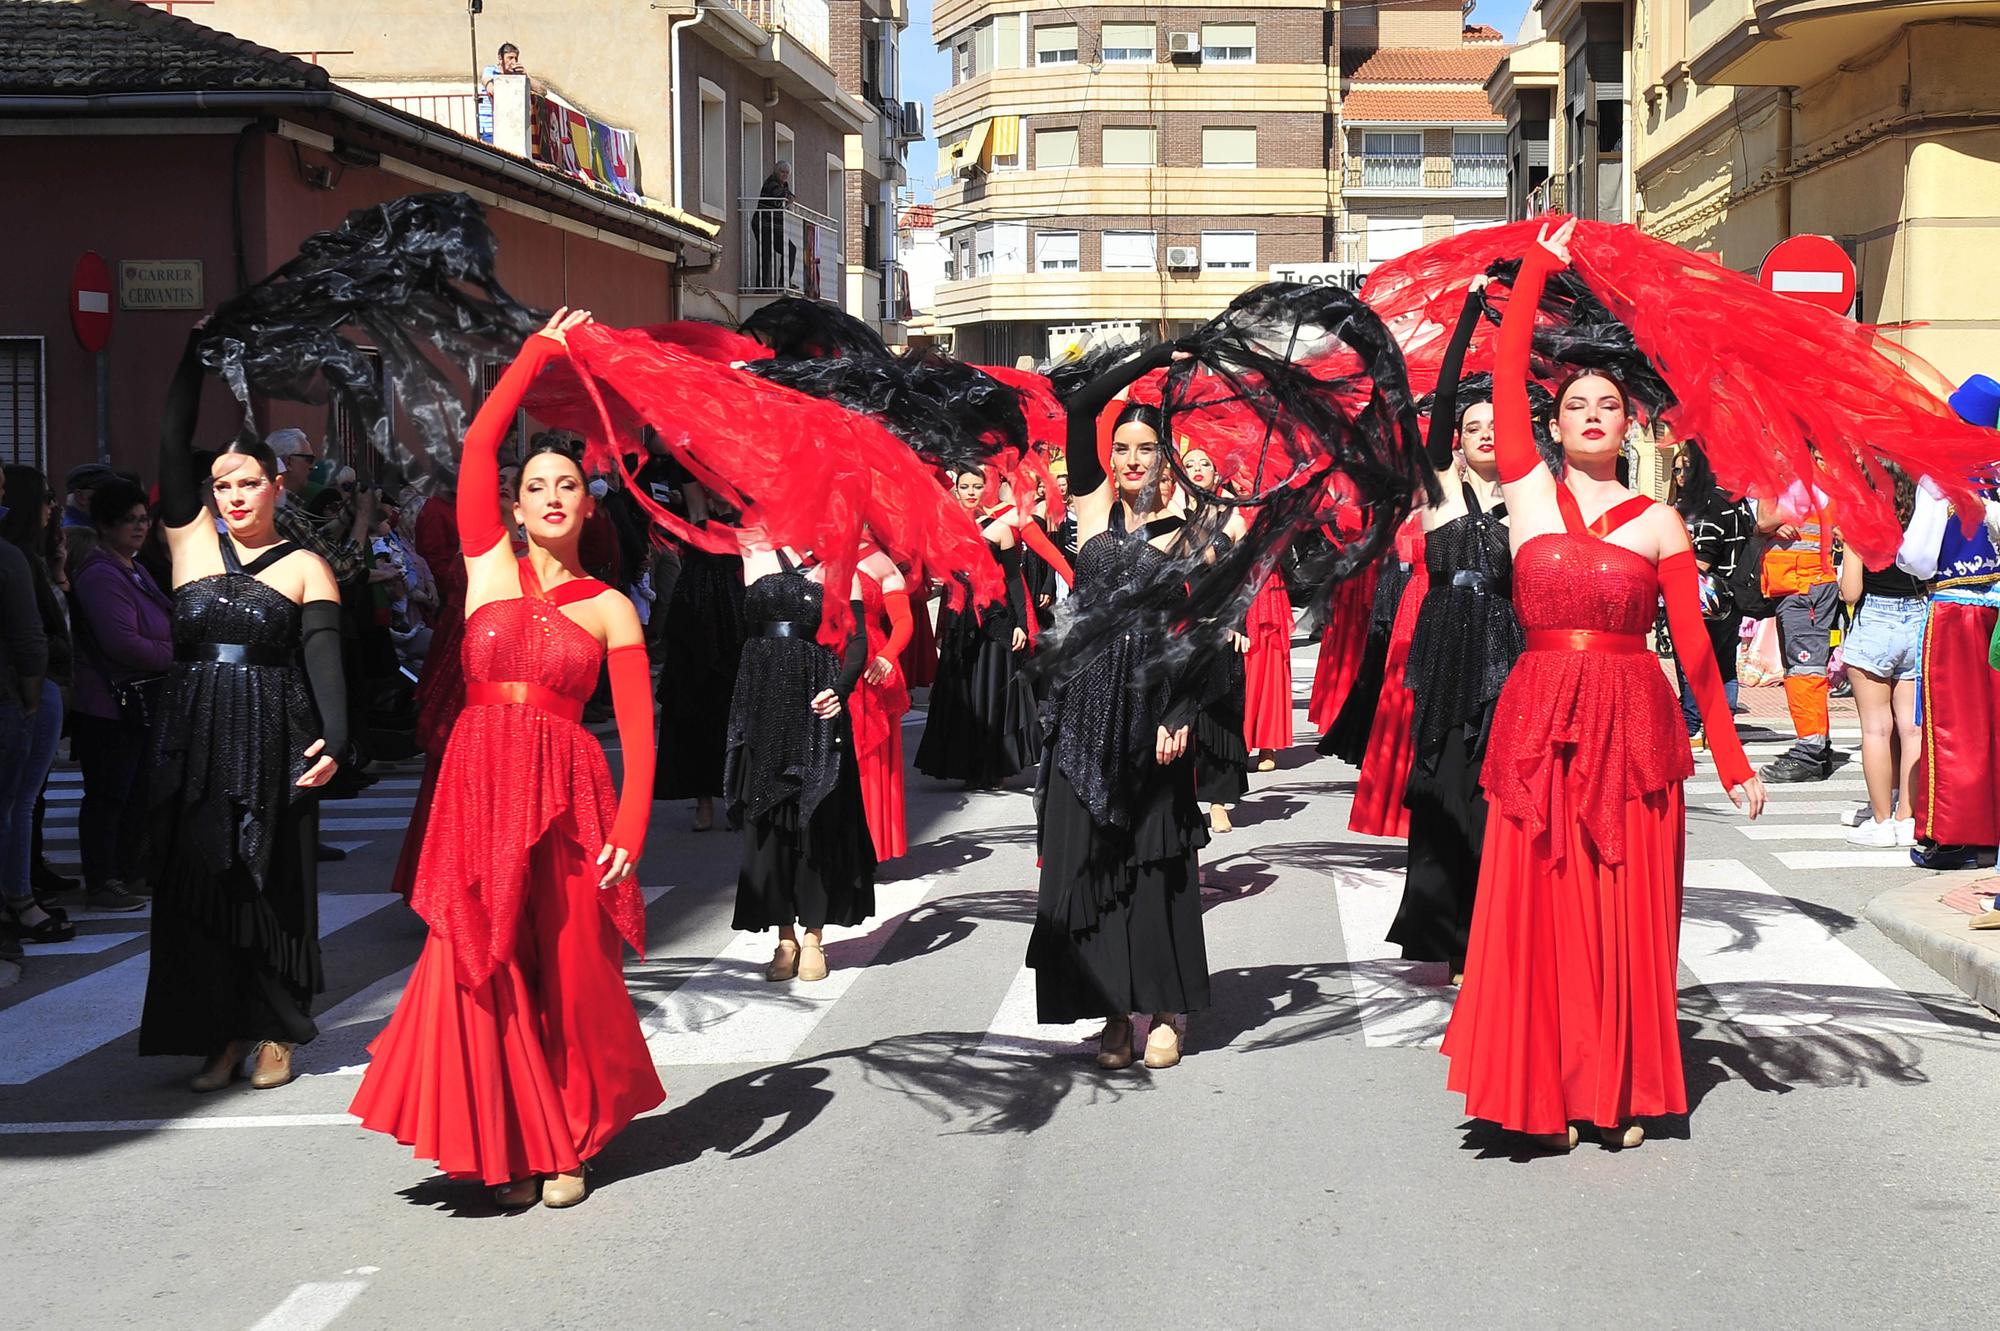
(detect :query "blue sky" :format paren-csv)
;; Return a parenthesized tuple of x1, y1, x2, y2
(901, 0, 1532, 203)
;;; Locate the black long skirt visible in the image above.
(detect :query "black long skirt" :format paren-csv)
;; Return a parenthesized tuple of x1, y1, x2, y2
(732, 743, 877, 932)
(1320, 622, 1389, 762)
(1386, 718, 1488, 964)
(1193, 650, 1249, 805)
(1028, 763, 1210, 1021)
(914, 609, 1037, 785)
(139, 796, 321, 1054)
(655, 550, 745, 799)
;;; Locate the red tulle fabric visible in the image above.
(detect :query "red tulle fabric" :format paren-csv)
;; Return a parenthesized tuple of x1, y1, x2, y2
(1241, 572, 1295, 750)
(523, 325, 1004, 651)
(409, 596, 647, 988)
(1480, 535, 1695, 867)
(1441, 783, 1688, 1134)
(1308, 562, 1377, 730)
(1362, 217, 1999, 565)
(975, 364, 1068, 455)
(350, 829, 664, 1183)
(1349, 536, 1427, 839)
(854, 576, 910, 861)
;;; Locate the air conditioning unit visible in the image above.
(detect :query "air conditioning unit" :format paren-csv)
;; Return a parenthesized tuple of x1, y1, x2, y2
(1167, 32, 1201, 62)
(1165, 245, 1200, 270)
(895, 101, 924, 142)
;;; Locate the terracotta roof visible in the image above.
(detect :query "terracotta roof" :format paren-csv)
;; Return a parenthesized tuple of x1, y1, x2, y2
(0, 0, 330, 94)
(1341, 89, 1502, 123)
(1347, 46, 1505, 83)
(900, 203, 935, 229)
(1463, 23, 1505, 42)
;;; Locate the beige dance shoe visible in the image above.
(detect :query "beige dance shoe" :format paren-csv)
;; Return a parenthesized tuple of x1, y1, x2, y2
(765, 940, 801, 982)
(1142, 1020, 1183, 1070)
(1527, 1126, 1581, 1153)
(492, 1179, 539, 1209)
(1095, 1018, 1136, 1070)
(250, 1041, 295, 1090)
(542, 1169, 589, 1209)
(796, 941, 830, 982)
(1601, 1122, 1645, 1149)
(188, 1041, 249, 1093)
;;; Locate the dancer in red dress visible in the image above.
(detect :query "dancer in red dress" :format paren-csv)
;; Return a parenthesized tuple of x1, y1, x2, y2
(1240, 570, 1295, 769)
(351, 310, 662, 1209)
(1440, 222, 1764, 1151)
(1346, 514, 1427, 839)
(855, 549, 914, 862)
(1306, 561, 1377, 733)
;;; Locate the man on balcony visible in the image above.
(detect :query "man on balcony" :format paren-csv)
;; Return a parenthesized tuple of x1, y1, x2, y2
(479, 42, 547, 144)
(751, 161, 796, 291)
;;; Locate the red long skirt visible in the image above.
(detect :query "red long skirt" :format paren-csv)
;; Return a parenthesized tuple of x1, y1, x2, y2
(1347, 630, 1415, 838)
(1441, 784, 1688, 1135)
(1913, 600, 2000, 846)
(858, 721, 908, 861)
(1307, 564, 1377, 732)
(1241, 575, 1295, 752)
(350, 830, 665, 1184)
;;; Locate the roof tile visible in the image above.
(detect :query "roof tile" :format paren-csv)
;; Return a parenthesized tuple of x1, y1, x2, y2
(0, 0, 328, 95)
(1348, 46, 1505, 83)
(1341, 89, 1502, 124)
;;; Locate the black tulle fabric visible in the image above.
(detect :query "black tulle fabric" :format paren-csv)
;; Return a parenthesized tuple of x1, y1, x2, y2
(1477, 259, 1676, 417)
(747, 350, 1025, 475)
(1403, 494, 1523, 760)
(724, 572, 845, 824)
(197, 192, 539, 479)
(740, 296, 891, 360)
(141, 570, 323, 1052)
(655, 547, 746, 799)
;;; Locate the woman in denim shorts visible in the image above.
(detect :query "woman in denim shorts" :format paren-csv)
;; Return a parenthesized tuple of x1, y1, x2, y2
(1838, 476, 1929, 846)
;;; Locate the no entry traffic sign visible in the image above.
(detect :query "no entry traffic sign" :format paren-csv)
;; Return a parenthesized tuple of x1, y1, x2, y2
(71, 251, 114, 352)
(1760, 234, 1855, 316)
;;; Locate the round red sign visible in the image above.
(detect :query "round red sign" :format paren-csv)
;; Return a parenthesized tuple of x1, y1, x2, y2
(1759, 234, 1855, 316)
(71, 251, 114, 353)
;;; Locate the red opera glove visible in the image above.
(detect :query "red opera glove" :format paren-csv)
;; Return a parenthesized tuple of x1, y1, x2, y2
(1017, 520, 1075, 586)
(1494, 245, 1563, 485)
(1659, 549, 1752, 789)
(606, 643, 655, 857)
(882, 589, 915, 659)
(458, 335, 559, 557)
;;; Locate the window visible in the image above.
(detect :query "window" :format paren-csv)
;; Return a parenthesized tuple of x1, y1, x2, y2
(1201, 230, 1256, 272)
(1200, 22, 1255, 62)
(1201, 126, 1256, 169)
(1035, 230, 1080, 272)
(992, 14, 1022, 69)
(1366, 214, 1425, 263)
(1034, 23, 1078, 65)
(1099, 22, 1155, 63)
(1345, 2, 1378, 26)
(1034, 127, 1079, 169)
(1102, 230, 1157, 272)
(1360, 131, 1422, 188)
(697, 82, 727, 217)
(740, 104, 764, 205)
(0, 338, 45, 469)
(1102, 125, 1156, 168)
(774, 122, 795, 182)
(955, 40, 972, 83)
(975, 235, 995, 276)
(1452, 131, 1506, 189)
(975, 222, 1028, 274)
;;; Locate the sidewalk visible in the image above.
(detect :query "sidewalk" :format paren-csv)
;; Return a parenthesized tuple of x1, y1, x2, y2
(1867, 877, 2000, 1015)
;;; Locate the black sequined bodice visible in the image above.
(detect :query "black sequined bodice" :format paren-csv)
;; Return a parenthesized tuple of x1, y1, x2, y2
(1051, 515, 1179, 828)
(172, 571, 303, 650)
(726, 570, 845, 822)
(1404, 497, 1523, 756)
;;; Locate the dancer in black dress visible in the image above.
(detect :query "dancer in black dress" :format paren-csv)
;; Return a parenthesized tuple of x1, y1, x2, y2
(1388, 278, 1525, 976)
(140, 329, 348, 1092)
(1178, 445, 1251, 834)
(914, 467, 1037, 787)
(728, 544, 876, 984)
(653, 474, 746, 831)
(1028, 342, 1210, 1070)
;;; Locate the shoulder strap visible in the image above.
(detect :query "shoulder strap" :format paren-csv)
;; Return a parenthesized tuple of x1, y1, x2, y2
(1554, 484, 1586, 535)
(1461, 480, 1483, 516)
(1108, 504, 1129, 536)
(544, 577, 611, 607)
(238, 541, 303, 577)
(1140, 515, 1187, 542)
(515, 556, 543, 599)
(1588, 495, 1656, 540)
(775, 546, 798, 573)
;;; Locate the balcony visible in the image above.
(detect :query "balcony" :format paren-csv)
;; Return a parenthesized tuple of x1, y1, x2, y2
(740, 195, 843, 300)
(359, 76, 643, 201)
(1691, 0, 2000, 87)
(720, 0, 830, 67)
(369, 89, 478, 139)
(1359, 154, 1424, 189)
(1451, 155, 1507, 191)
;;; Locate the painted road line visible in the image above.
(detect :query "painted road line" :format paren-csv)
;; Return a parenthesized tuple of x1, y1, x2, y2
(41, 817, 412, 843)
(1735, 824, 1859, 841)
(1773, 849, 1917, 870)
(976, 964, 1100, 1058)
(244, 1279, 371, 1331)
(303, 881, 678, 1078)
(1698, 800, 1868, 815)
(1691, 774, 1873, 793)
(1327, 866, 1455, 1048)
(40, 794, 418, 815)
(639, 877, 938, 1065)
(0, 893, 400, 1085)
(0, 1114, 361, 1135)
(17, 931, 145, 957)
(1680, 859, 1943, 1034)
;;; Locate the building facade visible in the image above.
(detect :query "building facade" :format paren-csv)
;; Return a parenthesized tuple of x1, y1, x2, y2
(927, 0, 1512, 363)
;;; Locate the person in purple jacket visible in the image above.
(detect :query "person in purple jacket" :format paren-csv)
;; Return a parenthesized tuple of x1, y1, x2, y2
(69, 479, 172, 912)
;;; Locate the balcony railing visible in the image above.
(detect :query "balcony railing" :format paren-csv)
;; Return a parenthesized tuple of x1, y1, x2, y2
(1359, 154, 1423, 189)
(741, 195, 842, 299)
(373, 91, 479, 139)
(1452, 156, 1507, 190)
(720, 0, 831, 64)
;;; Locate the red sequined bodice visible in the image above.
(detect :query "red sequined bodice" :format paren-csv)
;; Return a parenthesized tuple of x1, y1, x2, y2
(1480, 534, 1693, 865)
(461, 596, 604, 699)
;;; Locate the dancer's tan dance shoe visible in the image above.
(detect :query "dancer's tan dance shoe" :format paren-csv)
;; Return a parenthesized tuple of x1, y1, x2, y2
(492, 1179, 539, 1208)
(1601, 1122, 1645, 1149)
(1527, 1126, 1580, 1152)
(796, 941, 830, 982)
(250, 1041, 294, 1090)
(188, 1041, 249, 1093)
(1095, 1018, 1136, 1069)
(1209, 805, 1234, 834)
(542, 1170, 588, 1209)
(765, 940, 800, 982)
(1143, 1020, 1183, 1070)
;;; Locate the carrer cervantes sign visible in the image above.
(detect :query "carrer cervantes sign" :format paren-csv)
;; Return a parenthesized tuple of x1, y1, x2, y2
(118, 260, 204, 310)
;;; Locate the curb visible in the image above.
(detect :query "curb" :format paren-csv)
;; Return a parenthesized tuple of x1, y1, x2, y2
(1865, 876, 2000, 1014)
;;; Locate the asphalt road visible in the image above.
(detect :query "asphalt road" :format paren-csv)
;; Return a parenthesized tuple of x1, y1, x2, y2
(4, 643, 1997, 1331)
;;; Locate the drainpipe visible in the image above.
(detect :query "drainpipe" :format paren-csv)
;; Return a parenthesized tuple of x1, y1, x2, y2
(669, 5, 712, 221)
(1776, 88, 1794, 238)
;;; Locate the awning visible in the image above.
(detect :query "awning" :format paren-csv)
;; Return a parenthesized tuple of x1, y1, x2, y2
(988, 115, 1020, 164)
(940, 119, 992, 180)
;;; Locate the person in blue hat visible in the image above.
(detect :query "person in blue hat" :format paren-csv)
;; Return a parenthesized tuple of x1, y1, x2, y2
(1894, 371, 2000, 869)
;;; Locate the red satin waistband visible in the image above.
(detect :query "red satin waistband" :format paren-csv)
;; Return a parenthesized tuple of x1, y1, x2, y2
(465, 681, 587, 722)
(1525, 629, 1648, 654)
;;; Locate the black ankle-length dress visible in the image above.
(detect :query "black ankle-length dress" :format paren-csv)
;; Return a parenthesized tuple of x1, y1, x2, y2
(139, 539, 325, 1054)
(1388, 482, 1523, 963)
(654, 544, 745, 800)
(727, 567, 876, 931)
(1028, 508, 1211, 1020)
(914, 535, 1038, 785)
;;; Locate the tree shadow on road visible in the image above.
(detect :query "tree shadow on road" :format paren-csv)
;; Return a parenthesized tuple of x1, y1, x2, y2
(881, 823, 1038, 882)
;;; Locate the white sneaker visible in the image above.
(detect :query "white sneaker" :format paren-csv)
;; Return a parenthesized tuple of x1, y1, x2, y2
(1895, 818, 1917, 847)
(1839, 803, 1873, 828)
(1847, 818, 1898, 847)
